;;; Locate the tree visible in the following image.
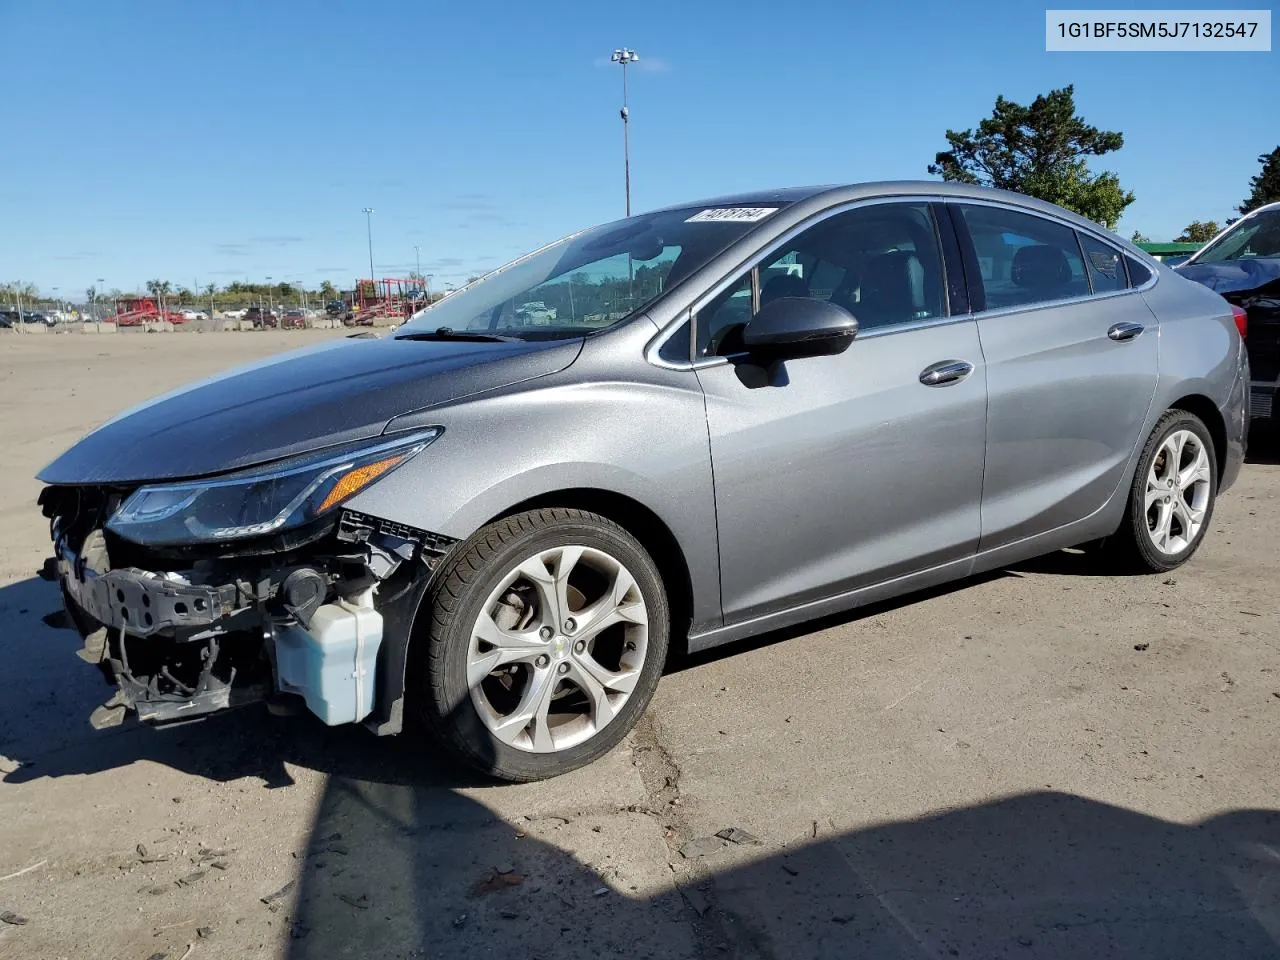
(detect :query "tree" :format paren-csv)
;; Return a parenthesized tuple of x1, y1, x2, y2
(928, 85, 1134, 228)
(319, 280, 339, 302)
(1175, 220, 1220, 243)
(2, 280, 39, 301)
(1240, 146, 1280, 215)
(1130, 230, 1150, 244)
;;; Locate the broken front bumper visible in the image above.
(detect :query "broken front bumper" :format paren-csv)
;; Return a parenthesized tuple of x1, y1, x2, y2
(49, 508, 452, 734)
(59, 543, 230, 638)
(57, 539, 266, 727)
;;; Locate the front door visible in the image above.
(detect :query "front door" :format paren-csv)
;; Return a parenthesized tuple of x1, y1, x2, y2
(696, 201, 988, 624)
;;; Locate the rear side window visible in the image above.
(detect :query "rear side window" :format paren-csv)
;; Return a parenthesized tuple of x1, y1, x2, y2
(956, 204, 1090, 310)
(1125, 256, 1153, 286)
(1077, 233, 1127, 293)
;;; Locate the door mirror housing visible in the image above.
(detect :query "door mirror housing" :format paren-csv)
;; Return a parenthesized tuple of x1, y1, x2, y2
(741, 297, 858, 360)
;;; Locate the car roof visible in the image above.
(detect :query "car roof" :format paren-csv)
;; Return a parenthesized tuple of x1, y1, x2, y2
(646, 180, 1127, 237)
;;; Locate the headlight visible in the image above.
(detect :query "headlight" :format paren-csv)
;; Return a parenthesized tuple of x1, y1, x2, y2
(107, 429, 440, 546)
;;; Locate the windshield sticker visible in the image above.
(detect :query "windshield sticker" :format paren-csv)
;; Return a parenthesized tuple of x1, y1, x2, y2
(685, 207, 779, 223)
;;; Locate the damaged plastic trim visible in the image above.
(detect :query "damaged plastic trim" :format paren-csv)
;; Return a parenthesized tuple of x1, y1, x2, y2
(48, 492, 457, 734)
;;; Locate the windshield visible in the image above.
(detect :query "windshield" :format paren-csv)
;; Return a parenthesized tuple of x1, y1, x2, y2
(396, 204, 787, 340)
(1191, 208, 1280, 263)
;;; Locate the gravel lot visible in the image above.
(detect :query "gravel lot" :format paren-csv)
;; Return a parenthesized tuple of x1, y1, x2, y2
(1, 330, 1278, 960)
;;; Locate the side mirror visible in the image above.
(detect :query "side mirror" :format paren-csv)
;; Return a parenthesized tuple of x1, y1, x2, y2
(742, 297, 858, 360)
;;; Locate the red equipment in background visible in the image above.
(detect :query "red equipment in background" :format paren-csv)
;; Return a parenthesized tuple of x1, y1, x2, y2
(112, 297, 187, 327)
(347, 278, 427, 326)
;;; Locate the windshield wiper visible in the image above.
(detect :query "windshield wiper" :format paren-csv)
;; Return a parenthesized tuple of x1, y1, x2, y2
(396, 327, 520, 343)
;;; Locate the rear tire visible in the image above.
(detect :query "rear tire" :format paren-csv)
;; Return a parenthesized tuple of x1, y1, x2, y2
(1104, 410, 1218, 573)
(417, 508, 669, 782)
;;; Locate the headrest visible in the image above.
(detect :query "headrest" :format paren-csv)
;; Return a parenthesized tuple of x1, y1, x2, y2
(761, 273, 809, 305)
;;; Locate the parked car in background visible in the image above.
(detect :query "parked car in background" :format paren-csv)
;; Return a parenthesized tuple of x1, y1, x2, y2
(325, 300, 346, 317)
(178, 309, 207, 322)
(1176, 201, 1280, 423)
(222, 309, 247, 321)
(26, 311, 55, 326)
(281, 309, 307, 329)
(515, 300, 558, 325)
(35, 182, 1247, 783)
(244, 306, 279, 329)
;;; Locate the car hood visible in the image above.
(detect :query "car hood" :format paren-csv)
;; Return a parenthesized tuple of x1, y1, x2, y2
(1176, 257, 1280, 299)
(39, 335, 584, 485)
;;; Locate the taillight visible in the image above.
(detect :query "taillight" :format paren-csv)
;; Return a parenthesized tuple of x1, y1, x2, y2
(1231, 304, 1248, 339)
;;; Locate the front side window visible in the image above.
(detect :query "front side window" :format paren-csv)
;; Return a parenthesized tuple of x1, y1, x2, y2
(957, 204, 1090, 310)
(398, 204, 788, 340)
(696, 202, 947, 356)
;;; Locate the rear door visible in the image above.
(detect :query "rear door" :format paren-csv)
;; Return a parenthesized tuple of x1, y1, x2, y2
(695, 199, 988, 623)
(950, 202, 1159, 551)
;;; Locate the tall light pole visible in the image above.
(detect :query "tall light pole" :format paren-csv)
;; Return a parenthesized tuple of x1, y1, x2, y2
(362, 208, 376, 302)
(610, 47, 640, 216)
(94, 277, 105, 320)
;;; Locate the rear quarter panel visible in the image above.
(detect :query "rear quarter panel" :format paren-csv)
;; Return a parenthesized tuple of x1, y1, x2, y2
(1141, 265, 1248, 489)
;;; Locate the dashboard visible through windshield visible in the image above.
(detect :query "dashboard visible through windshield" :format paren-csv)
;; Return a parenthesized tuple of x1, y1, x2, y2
(395, 204, 787, 340)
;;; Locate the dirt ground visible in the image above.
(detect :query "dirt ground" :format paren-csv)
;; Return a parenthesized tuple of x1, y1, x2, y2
(1, 329, 1278, 960)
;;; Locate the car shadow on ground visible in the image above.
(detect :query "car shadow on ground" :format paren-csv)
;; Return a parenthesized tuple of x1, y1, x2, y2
(671, 570, 1015, 673)
(278, 780, 1280, 960)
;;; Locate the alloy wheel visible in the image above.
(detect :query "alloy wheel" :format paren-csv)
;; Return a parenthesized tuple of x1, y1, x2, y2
(1144, 429, 1212, 555)
(466, 545, 649, 753)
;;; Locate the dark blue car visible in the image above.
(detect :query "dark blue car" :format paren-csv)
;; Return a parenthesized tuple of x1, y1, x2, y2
(1177, 202, 1280, 423)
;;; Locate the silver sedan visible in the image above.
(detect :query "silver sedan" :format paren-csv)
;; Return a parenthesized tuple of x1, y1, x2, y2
(38, 181, 1248, 781)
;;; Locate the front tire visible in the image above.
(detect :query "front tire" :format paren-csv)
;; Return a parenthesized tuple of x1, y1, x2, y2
(1106, 410, 1218, 573)
(418, 508, 669, 782)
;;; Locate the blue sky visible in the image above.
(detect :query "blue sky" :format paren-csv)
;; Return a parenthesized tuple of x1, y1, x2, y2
(1, 0, 1275, 297)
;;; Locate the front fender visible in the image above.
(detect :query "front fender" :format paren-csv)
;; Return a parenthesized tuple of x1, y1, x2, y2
(346, 369, 720, 732)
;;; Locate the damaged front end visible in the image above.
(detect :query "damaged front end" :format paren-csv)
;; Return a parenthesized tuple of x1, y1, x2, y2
(38, 430, 453, 733)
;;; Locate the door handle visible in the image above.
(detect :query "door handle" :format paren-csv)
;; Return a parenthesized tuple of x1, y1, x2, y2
(1107, 321, 1145, 342)
(919, 359, 974, 387)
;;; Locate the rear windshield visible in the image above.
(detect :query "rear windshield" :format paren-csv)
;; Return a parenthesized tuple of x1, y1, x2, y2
(396, 204, 788, 340)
